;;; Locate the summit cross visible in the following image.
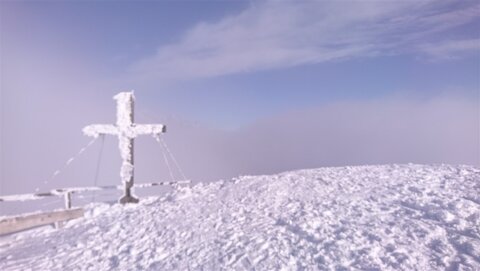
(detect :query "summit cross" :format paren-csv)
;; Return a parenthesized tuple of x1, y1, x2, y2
(83, 91, 166, 203)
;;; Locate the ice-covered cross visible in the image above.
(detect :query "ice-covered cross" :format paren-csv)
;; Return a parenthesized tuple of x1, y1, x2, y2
(83, 91, 166, 204)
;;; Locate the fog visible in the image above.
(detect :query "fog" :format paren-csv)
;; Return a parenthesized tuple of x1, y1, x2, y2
(164, 94, 479, 180)
(1, 86, 478, 215)
(3, 92, 478, 190)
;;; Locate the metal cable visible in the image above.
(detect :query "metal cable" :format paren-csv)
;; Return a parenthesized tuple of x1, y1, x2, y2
(36, 137, 98, 192)
(156, 135, 188, 181)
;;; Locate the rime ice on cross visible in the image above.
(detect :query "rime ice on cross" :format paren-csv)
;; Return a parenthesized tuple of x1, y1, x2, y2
(83, 91, 166, 204)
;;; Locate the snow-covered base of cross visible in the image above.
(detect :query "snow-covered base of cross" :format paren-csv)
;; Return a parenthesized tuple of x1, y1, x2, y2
(118, 193, 139, 204)
(1, 164, 479, 270)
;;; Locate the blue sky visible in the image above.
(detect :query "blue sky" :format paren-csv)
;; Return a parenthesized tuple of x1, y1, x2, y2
(2, 0, 479, 128)
(0, 1, 479, 200)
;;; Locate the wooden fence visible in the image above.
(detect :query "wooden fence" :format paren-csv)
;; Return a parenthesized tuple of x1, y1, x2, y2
(0, 180, 190, 235)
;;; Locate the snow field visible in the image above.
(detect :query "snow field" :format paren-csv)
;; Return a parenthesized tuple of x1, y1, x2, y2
(0, 164, 479, 270)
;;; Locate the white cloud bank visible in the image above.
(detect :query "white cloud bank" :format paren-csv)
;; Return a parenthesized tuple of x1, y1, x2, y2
(138, 94, 479, 182)
(129, 0, 480, 82)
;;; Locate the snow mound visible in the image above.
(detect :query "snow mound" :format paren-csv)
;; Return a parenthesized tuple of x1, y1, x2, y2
(1, 164, 479, 270)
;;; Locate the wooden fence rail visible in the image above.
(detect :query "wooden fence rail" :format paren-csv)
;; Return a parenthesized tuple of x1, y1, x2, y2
(0, 208, 85, 235)
(0, 180, 190, 235)
(0, 180, 191, 204)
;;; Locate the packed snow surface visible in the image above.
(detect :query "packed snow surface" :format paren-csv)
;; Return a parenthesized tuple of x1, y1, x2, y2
(1, 164, 479, 270)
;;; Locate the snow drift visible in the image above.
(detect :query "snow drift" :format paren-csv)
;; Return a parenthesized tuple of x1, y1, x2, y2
(1, 164, 479, 270)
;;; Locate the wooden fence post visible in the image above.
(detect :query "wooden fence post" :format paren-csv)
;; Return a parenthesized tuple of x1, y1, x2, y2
(64, 191, 72, 209)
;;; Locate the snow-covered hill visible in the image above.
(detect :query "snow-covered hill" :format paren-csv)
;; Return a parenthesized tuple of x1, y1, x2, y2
(1, 164, 479, 270)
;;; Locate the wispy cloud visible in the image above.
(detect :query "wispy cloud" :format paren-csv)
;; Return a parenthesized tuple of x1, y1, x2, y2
(418, 38, 480, 60)
(129, 0, 479, 82)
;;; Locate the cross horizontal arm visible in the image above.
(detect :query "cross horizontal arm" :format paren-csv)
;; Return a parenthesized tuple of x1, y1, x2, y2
(83, 124, 119, 138)
(133, 124, 166, 135)
(83, 124, 165, 138)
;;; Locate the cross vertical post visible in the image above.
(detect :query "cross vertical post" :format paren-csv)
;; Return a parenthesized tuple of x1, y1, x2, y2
(83, 91, 166, 204)
(115, 92, 137, 203)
